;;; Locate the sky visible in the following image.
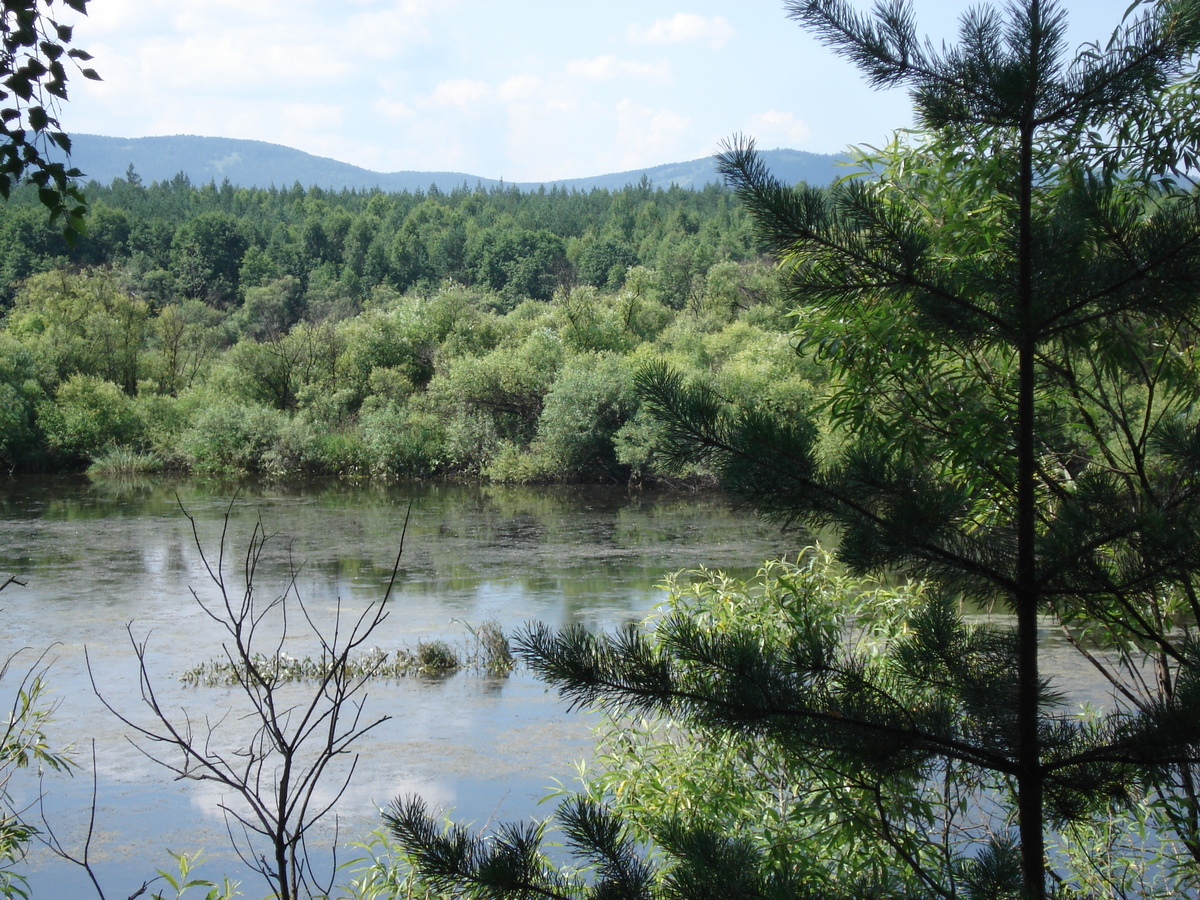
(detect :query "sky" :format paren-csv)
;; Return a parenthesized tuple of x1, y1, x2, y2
(58, 0, 1138, 182)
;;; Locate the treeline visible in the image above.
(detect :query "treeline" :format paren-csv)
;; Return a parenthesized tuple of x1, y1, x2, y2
(0, 170, 822, 481)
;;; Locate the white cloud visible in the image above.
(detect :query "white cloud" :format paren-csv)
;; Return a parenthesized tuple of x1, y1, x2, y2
(498, 73, 543, 102)
(278, 103, 346, 134)
(629, 14, 734, 48)
(614, 98, 692, 168)
(77, 0, 442, 96)
(375, 98, 416, 120)
(394, 120, 477, 173)
(347, 4, 443, 58)
(61, 0, 820, 182)
(746, 109, 812, 147)
(566, 55, 670, 82)
(426, 79, 492, 108)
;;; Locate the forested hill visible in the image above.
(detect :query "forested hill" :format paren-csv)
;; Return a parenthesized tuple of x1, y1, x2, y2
(62, 134, 847, 193)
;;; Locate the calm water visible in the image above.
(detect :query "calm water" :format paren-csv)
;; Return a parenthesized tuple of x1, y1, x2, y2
(0, 476, 797, 897)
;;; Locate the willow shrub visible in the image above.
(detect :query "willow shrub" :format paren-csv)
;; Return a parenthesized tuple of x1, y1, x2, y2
(178, 398, 287, 475)
(525, 351, 636, 482)
(555, 551, 931, 894)
(359, 399, 447, 478)
(36, 374, 146, 464)
(0, 334, 45, 468)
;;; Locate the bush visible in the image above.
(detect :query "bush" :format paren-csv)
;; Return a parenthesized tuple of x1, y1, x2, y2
(576, 238, 637, 289)
(179, 399, 286, 474)
(483, 441, 548, 484)
(335, 305, 435, 406)
(261, 416, 326, 476)
(472, 620, 513, 675)
(311, 430, 371, 478)
(438, 406, 501, 476)
(528, 352, 634, 482)
(567, 554, 935, 894)
(360, 400, 447, 477)
(427, 328, 563, 448)
(36, 374, 145, 463)
(136, 390, 203, 470)
(553, 286, 635, 354)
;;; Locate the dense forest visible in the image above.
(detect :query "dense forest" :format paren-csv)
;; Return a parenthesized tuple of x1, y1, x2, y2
(0, 168, 821, 481)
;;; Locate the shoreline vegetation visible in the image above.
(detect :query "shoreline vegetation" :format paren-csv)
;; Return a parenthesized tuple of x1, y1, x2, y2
(0, 172, 820, 486)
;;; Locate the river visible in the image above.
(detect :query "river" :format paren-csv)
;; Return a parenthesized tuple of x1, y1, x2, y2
(0, 476, 797, 897)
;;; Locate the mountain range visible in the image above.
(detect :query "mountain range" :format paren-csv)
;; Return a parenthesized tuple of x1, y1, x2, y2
(61, 134, 850, 194)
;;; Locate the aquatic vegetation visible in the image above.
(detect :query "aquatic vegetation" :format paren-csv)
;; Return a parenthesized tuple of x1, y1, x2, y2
(180, 620, 514, 686)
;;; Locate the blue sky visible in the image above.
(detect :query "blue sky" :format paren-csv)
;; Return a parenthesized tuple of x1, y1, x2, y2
(61, 1, 1136, 181)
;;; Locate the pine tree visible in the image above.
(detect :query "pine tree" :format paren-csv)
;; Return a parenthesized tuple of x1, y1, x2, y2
(387, 2, 1200, 897)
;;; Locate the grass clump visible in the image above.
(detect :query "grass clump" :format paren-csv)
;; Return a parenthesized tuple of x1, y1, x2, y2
(87, 446, 163, 475)
(415, 640, 459, 674)
(465, 619, 513, 675)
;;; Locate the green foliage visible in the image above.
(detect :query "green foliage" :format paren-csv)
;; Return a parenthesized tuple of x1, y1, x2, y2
(224, 321, 338, 411)
(0, 0, 98, 239)
(470, 619, 514, 675)
(576, 236, 637, 289)
(36, 373, 143, 461)
(146, 299, 226, 395)
(0, 333, 44, 467)
(149, 850, 240, 900)
(469, 225, 569, 305)
(388, 552, 1200, 899)
(433, 327, 564, 450)
(235, 274, 304, 339)
(0, 204, 67, 295)
(335, 302, 436, 406)
(384, 4, 1200, 899)
(415, 640, 458, 673)
(1049, 796, 1198, 898)
(336, 828, 426, 900)
(0, 578, 75, 896)
(0, 256, 803, 480)
(653, 238, 714, 311)
(5, 268, 149, 392)
(526, 351, 635, 482)
(183, 622, 510, 686)
(178, 397, 286, 474)
(86, 445, 162, 475)
(553, 285, 636, 354)
(568, 554, 938, 895)
(701, 258, 784, 322)
(359, 399, 447, 477)
(171, 212, 249, 306)
(0, 141, 796, 479)
(389, 199, 467, 291)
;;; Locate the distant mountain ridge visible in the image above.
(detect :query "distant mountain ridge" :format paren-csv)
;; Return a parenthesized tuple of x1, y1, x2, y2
(61, 134, 849, 194)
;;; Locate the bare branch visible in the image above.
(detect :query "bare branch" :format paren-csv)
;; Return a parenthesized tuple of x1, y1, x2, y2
(88, 501, 408, 900)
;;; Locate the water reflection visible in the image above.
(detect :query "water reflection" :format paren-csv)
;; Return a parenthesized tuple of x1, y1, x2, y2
(0, 476, 795, 896)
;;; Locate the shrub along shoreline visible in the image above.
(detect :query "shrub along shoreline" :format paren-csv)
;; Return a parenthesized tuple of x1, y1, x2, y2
(0, 177, 824, 483)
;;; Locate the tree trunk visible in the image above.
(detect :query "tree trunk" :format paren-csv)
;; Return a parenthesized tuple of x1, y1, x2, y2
(1015, 106, 1045, 900)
